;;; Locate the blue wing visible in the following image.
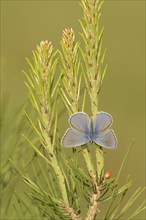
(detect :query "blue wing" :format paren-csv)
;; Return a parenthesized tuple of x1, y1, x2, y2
(93, 129, 117, 149)
(61, 128, 90, 148)
(69, 112, 90, 134)
(93, 112, 113, 134)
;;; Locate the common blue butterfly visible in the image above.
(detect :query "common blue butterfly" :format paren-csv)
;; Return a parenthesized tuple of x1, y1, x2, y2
(61, 112, 117, 149)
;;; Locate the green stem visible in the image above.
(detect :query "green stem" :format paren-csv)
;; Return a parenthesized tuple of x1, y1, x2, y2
(43, 133, 69, 205)
(95, 145, 104, 181)
(91, 89, 99, 116)
(51, 156, 69, 205)
(82, 145, 95, 178)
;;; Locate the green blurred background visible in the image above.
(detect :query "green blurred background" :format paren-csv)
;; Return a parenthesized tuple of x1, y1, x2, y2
(1, 0, 145, 219)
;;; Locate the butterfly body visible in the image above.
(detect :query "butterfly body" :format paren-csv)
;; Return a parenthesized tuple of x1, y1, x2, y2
(88, 128, 97, 142)
(89, 117, 94, 141)
(62, 112, 117, 149)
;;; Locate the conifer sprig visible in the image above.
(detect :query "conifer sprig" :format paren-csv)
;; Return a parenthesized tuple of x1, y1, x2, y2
(79, 1, 106, 217)
(23, 41, 81, 219)
(60, 28, 81, 113)
(80, 0, 107, 116)
(5, 1, 145, 219)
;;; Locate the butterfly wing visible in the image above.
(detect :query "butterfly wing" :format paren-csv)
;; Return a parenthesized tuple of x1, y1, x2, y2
(61, 128, 90, 147)
(93, 129, 117, 149)
(93, 112, 113, 133)
(69, 112, 90, 134)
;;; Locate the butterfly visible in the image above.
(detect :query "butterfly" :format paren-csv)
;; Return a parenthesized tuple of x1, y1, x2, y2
(61, 112, 117, 149)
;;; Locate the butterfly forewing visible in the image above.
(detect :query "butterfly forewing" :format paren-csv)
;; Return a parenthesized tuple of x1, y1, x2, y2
(70, 112, 90, 133)
(93, 129, 117, 149)
(61, 128, 90, 147)
(93, 112, 113, 134)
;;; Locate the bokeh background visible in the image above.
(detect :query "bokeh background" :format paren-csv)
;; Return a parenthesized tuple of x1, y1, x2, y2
(1, 0, 145, 219)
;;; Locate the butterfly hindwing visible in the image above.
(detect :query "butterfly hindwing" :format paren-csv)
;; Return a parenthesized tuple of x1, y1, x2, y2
(93, 129, 117, 149)
(61, 128, 90, 147)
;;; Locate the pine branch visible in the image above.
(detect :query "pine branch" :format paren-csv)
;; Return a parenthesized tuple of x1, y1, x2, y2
(80, 0, 106, 116)
(60, 28, 81, 113)
(85, 194, 100, 220)
(10, 1, 145, 220)
(79, 1, 106, 217)
(23, 40, 82, 219)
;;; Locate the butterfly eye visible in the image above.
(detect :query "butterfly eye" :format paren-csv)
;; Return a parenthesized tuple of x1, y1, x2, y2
(104, 171, 112, 180)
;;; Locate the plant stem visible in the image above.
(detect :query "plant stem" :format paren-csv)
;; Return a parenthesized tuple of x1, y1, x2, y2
(82, 145, 95, 178)
(61, 202, 81, 220)
(95, 146, 104, 181)
(42, 126, 69, 205)
(80, 0, 105, 181)
(85, 187, 101, 220)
